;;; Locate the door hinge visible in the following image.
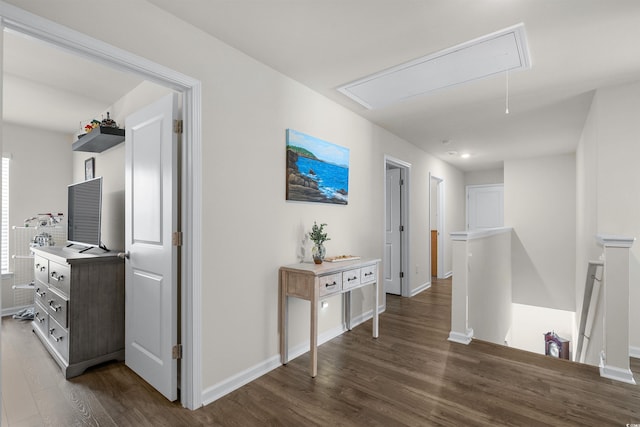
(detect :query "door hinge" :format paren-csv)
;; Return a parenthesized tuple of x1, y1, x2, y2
(400, 271, 404, 278)
(172, 231, 183, 246)
(400, 179, 404, 186)
(172, 344, 182, 360)
(173, 119, 183, 134)
(399, 225, 404, 232)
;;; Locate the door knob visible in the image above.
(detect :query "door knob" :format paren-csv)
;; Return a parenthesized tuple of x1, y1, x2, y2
(117, 252, 130, 260)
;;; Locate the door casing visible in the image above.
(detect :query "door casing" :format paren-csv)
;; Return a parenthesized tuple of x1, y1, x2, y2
(383, 155, 411, 301)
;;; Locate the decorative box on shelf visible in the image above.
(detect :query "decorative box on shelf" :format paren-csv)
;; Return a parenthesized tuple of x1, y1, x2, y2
(72, 126, 125, 153)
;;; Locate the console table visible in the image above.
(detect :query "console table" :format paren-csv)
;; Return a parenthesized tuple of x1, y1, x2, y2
(279, 258, 381, 377)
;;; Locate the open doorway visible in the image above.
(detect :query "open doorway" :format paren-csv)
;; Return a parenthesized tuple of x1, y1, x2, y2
(429, 174, 444, 279)
(1, 8, 202, 410)
(383, 156, 410, 299)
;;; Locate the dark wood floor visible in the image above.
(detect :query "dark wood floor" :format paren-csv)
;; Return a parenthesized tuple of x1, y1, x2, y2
(2, 278, 640, 426)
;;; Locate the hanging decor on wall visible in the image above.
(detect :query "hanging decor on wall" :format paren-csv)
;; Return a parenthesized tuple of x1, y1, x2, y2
(85, 157, 95, 180)
(285, 129, 349, 205)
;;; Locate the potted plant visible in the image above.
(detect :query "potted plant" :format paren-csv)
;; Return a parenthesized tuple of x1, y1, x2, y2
(309, 221, 330, 264)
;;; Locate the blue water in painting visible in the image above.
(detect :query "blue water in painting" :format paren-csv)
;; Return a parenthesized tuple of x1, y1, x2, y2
(296, 156, 349, 202)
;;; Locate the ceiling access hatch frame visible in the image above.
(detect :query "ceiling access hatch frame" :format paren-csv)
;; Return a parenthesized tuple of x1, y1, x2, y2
(337, 23, 531, 109)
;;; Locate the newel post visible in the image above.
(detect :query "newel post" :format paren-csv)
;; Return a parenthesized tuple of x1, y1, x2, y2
(449, 232, 473, 344)
(596, 234, 636, 384)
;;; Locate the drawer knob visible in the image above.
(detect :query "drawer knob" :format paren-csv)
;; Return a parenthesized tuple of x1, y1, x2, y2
(325, 281, 337, 288)
(39, 265, 46, 272)
(35, 312, 45, 323)
(365, 272, 373, 277)
(35, 288, 46, 298)
(348, 276, 357, 281)
(49, 301, 62, 312)
(50, 272, 64, 282)
(49, 328, 63, 342)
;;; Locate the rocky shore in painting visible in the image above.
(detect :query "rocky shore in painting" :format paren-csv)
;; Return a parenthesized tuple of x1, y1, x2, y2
(286, 149, 347, 205)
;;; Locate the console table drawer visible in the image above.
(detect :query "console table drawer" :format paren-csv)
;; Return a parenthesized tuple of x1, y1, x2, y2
(319, 273, 342, 297)
(360, 264, 377, 284)
(342, 268, 361, 290)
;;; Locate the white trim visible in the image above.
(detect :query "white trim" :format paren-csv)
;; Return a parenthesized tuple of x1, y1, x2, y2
(596, 234, 636, 248)
(448, 328, 474, 345)
(201, 354, 282, 406)
(384, 156, 411, 298)
(0, 3, 203, 409)
(443, 271, 453, 279)
(630, 346, 640, 359)
(451, 227, 513, 241)
(410, 281, 431, 297)
(2, 304, 32, 318)
(599, 363, 637, 385)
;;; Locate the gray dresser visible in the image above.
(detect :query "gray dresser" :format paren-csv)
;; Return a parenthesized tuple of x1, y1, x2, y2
(32, 246, 125, 378)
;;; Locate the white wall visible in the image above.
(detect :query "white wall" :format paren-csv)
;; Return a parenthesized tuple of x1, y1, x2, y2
(576, 80, 640, 360)
(464, 168, 504, 186)
(2, 123, 72, 311)
(7, 0, 465, 401)
(510, 303, 574, 356)
(505, 154, 576, 311)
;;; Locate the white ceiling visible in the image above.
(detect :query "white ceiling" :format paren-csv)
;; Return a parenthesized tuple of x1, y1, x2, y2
(2, 30, 144, 136)
(144, 0, 640, 171)
(5, 2, 640, 172)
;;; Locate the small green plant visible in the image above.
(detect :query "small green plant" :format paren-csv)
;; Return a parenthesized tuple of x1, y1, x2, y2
(309, 221, 330, 245)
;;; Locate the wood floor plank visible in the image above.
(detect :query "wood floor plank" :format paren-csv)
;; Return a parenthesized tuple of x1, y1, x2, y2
(2, 279, 640, 426)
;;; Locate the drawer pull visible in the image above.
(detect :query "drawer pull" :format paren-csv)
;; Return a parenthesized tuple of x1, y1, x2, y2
(348, 276, 358, 282)
(48, 300, 62, 312)
(50, 272, 64, 282)
(364, 272, 373, 277)
(36, 264, 46, 272)
(35, 312, 45, 323)
(49, 328, 63, 342)
(35, 288, 46, 298)
(325, 281, 337, 288)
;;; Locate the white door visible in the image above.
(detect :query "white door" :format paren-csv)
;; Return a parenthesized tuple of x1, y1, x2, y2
(467, 184, 504, 230)
(385, 168, 402, 295)
(124, 93, 179, 401)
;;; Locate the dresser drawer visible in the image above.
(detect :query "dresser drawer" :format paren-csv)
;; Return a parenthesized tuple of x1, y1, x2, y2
(47, 287, 69, 328)
(342, 268, 361, 290)
(48, 261, 70, 295)
(360, 264, 377, 284)
(34, 283, 49, 306)
(319, 273, 342, 297)
(34, 255, 49, 284)
(48, 316, 69, 362)
(33, 300, 49, 337)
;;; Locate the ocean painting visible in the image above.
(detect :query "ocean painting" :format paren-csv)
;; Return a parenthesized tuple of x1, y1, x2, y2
(286, 129, 349, 205)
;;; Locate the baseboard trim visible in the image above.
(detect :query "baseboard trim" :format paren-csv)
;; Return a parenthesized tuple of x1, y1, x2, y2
(599, 363, 637, 385)
(2, 304, 32, 318)
(630, 346, 640, 359)
(201, 306, 384, 406)
(448, 328, 474, 345)
(442, 271, 453, 279)
(411, 282, 431, 297)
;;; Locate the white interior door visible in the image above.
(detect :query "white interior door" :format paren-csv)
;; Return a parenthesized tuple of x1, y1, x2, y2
(124, 93, 178, 401)
(385, 168, 402, 295)
(467, 184, 504, 230)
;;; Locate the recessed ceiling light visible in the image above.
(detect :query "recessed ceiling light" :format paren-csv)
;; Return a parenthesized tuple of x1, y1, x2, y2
(338, 23, 531, 109)
(460, 153, 471, 159)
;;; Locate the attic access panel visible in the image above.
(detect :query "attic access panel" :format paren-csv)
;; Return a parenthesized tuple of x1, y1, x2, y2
(338, 23, 531, 109)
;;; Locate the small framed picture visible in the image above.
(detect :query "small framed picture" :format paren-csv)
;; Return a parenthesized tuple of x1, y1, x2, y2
(85, 157, 95, 180)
